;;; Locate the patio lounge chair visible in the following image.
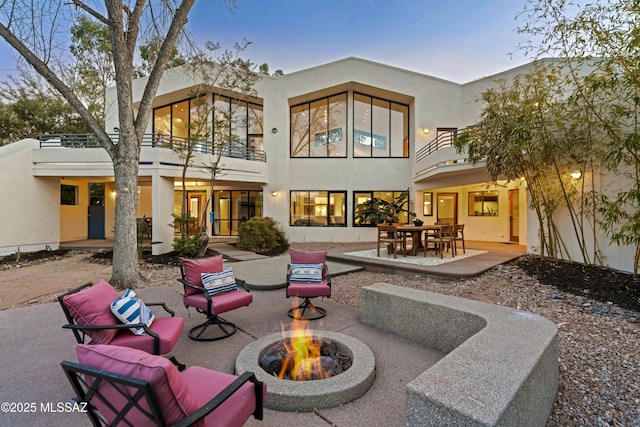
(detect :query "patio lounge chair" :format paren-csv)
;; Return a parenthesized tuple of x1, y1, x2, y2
(286, 248, 332, 320)
(62, 344, 264, 427)
(179, 256, 253, 341)
(58, 280, 184, 361)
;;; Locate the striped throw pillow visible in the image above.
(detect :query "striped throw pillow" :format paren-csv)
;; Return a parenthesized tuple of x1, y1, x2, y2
(290, 263, 324, 283)
(201, 268, 238, 296)
(110, 289, 155, 335)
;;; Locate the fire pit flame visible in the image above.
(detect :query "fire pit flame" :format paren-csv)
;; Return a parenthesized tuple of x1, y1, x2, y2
(277, 317, 332, 381)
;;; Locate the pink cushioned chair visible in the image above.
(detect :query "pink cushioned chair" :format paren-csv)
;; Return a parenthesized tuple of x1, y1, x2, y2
(179, 256, 253, 341)
(58, 280, 184, 367)
(62, 344, 265, 427)
(286, 249, 332, 320)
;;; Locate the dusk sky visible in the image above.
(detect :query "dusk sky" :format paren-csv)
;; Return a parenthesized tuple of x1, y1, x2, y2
(0, 0, 532, 84)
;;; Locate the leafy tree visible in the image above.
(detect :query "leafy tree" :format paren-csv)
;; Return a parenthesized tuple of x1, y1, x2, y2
(0, 71, 90, 143)
(69, 14, 114, 126)
(455, 63, 603, 263)
(517, 0, 640, 274)
(0, 0, 226, 288)
(354, 189, 416, 225)
(135, 35, 186, 78)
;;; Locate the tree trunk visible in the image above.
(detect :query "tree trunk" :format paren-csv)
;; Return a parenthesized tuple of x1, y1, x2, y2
(110, 134, 144, 289)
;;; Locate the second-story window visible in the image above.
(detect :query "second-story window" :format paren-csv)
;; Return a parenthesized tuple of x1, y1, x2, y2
(290, 93, 347, 158)
(214, 95, 264, 159)
(353, 93, 409, 158)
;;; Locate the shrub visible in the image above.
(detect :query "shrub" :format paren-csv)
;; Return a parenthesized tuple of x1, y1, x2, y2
(237, 217, 289, 255)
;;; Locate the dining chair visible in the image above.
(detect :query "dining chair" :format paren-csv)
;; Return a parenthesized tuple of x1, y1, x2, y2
(424, 224, 455, 258)
(453, 224, 466, 254)
(377, 225, 406, 258)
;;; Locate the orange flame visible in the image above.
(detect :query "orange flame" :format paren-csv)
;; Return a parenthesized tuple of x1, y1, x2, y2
(278, 312, 329, 381)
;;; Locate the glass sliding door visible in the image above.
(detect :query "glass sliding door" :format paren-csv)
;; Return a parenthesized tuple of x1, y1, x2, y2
(213, 190, 263, 236)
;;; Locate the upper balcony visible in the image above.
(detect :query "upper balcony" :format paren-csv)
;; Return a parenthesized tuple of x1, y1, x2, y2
(33, 133, 268, 184)
(413, 128, 490, 187)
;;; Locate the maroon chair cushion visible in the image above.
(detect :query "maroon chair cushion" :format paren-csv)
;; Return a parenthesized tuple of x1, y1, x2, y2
(181, 256, 224, 296)
(109, 317, 184, 354)
(183, 290, 253, 315)
(181, 367, 266, 427)
(62, 279, 120, 344)
(289, 248, 327, 264)
(287, 281, 331, 298)
(76, 344, 200, 426)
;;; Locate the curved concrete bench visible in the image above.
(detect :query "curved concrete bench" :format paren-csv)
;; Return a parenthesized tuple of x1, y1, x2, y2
(361, 283, 558, 427)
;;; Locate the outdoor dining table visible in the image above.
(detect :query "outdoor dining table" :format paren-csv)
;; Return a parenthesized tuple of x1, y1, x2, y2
(394, 224, 443, 256)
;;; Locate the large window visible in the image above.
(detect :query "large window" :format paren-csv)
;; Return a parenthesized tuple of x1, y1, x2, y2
(290, 93, 347, 157)
(153, 95, 263, 158)
(469, 191, 499, 216)
(353, 93, 409, 158)
(423, 192, 433, 216)
(214, 95, 264, 159)
(290, 191, 346, 226)
(353, 191, 410, 226)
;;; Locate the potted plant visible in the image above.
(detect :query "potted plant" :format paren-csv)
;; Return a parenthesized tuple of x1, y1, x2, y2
(413, 218, 424, 226)
(354, 189, 416, 225)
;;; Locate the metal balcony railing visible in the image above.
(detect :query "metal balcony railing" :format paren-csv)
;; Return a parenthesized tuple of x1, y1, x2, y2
(37, 133, 267, 163)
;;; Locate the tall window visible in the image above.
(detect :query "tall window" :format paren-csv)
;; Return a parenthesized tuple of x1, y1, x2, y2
(214, 95, 264, 159)
(353, 191, 410, 226)
(153, 97, 206, 143)
(469, 191, 499, 216)
(423, 192, 433, 216)
(353, 93, 409, 158)
(290, 191, 346, 226)
(290, 93, 347, 157)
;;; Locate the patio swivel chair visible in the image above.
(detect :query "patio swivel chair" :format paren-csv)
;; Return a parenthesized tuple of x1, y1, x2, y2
(179, 255, 253, 341)
(58, 280, 184, 367)
(286, 248, 332, 320)
(62, 344, 265, 427)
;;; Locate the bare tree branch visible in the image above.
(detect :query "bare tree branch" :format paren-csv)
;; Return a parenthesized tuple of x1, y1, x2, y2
(70, 0, 108, 25)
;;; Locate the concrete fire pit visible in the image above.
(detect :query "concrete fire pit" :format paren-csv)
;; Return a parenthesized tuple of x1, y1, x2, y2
(235, 330, 376, 412)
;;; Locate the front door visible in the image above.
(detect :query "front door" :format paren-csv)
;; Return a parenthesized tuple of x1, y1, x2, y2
(509, 190, 520, 243)
(88, 183, 105, 239)
(436, 193, 458, 225)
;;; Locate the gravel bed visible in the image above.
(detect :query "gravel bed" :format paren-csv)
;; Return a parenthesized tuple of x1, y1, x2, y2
(329, 264, 640, 427)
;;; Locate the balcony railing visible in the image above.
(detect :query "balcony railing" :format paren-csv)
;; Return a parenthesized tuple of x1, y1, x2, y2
(415, 130, 458, 162)
(38, 133, 267, 162)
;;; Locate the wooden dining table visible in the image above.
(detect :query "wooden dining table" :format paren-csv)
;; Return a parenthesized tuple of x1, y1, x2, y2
(394, 224, 443, 256)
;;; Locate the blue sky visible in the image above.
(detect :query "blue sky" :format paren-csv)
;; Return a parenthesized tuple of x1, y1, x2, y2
(0, 0, 531, 84)
(188, 0, 531, 83)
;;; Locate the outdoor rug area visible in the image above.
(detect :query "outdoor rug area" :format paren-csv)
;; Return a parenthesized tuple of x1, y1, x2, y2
(344, 249, 488, 266)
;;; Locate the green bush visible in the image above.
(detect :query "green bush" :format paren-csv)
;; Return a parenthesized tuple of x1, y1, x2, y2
(237, 217, 289, 255)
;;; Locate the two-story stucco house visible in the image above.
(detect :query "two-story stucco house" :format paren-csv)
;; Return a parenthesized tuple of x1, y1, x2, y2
(0, 57, 633, 273)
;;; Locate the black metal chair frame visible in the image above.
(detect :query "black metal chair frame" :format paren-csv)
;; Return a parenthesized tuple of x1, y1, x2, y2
(285, 264, 332, 321)
(61, 360, 264, 427)
(58, 283, 185, 370)
(178, 265, 251, 341)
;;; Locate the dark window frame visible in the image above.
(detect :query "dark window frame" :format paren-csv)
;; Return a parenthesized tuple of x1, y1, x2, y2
(352, 92, 410, 159)
(289, 190, 347, 227)
(290, 92, 348, 158)
(61, 184, 78, 205)
(352, 190, 411, 227)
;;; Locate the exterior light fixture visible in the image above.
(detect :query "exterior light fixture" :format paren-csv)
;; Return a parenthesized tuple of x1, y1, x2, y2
(422, 128, 430, 135)
(570, 171, 582, 179)
(271, 190, 279, 197)
(272, 128, 278, 134)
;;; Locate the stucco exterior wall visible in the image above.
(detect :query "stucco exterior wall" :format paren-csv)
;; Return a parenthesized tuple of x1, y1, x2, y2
(0, 139, 60, 255)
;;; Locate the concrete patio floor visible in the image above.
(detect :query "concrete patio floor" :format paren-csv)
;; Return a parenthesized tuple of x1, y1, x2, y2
(0, 241, 525, 426)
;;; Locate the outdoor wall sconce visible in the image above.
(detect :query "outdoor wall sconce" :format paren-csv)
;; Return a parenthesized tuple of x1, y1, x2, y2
(272, 128, 278, 134)
(271, 190, 279, 197)
(422, 128, 430, 135)
(570, 171, 582, 179)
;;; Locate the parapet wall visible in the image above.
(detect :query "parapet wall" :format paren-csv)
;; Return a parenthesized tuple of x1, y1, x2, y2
(361, 283, 558, 427)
